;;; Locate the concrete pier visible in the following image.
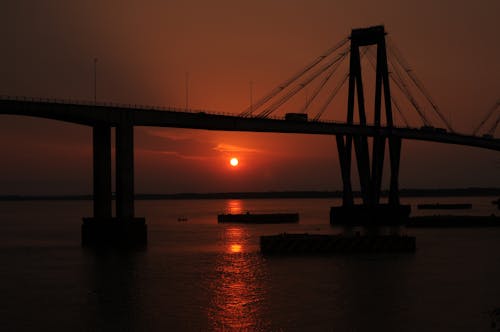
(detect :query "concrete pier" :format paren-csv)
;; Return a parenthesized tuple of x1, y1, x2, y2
(83, 117, 146, 247)
(92, 124, 112, 219)
(330, 204, 411, 226)
(116, 119, 135, 219)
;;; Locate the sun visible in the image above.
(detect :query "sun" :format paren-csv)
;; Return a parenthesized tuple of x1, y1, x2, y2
(230, 157, 239, 167)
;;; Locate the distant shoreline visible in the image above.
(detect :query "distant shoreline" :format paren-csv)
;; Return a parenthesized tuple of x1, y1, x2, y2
(0, 188, 499, 201)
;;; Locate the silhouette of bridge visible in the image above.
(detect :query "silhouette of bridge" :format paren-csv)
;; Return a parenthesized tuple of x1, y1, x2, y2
(0, 25, 498, 245)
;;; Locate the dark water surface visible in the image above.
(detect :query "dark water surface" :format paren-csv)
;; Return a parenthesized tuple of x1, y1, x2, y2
(0, 197, 499, 331)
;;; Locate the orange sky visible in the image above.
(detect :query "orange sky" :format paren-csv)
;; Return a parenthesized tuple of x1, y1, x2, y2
(0, 0, 499, 194)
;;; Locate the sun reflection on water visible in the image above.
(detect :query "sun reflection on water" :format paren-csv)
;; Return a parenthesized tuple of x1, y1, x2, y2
(207, 227, 269, 331)
(230, 244, 242, 253)
(226, 199, 244, 214)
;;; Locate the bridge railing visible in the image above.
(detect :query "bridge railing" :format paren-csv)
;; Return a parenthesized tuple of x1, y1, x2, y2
(0, 95, 224, 115)
(0, 95, 316, 121)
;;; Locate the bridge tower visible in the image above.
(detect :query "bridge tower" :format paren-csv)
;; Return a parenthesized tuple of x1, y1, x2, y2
(332, 26, 410, 226)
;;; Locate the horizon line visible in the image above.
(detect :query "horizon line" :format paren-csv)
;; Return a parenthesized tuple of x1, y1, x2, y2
(0, 187, 499, 201)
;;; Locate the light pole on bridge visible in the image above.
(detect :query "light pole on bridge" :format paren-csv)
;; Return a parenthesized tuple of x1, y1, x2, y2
(94, 58, 98, 104)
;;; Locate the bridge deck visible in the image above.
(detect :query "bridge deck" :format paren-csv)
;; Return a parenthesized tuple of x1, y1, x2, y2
(1, 98, 499, 152)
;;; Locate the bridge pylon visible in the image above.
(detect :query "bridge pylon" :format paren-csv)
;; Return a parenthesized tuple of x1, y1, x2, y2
(332, 26, 410, 226)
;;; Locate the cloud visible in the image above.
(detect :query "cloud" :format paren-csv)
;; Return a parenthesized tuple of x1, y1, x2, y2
(137, 128, 216, 158)
(213, 143, 263, 154)
(145, 128, 203, 141)
(142, 129, 267, 159)
(153, 150, 211, 161)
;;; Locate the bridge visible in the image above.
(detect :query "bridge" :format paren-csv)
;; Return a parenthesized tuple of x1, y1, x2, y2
(1, 98, 497, 149)
(1, 26, 499, 245)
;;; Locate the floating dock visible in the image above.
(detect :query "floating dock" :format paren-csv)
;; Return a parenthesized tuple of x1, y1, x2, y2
(260, 233, 416, 255)
(218, 212, 299, 224)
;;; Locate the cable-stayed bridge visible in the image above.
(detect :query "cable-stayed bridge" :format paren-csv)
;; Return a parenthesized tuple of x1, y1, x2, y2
(0, 25, 498, 245)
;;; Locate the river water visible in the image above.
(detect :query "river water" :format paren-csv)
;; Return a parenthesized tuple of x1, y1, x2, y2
(0, 197, 499, 331)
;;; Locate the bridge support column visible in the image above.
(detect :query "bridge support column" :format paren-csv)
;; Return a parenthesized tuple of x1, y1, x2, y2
(82, 114, 146, 247)
(353, 135, 371, 205)
(336, 135, 354, 206)
(370, 135, 386, 205)
(388, 137, 401, 205)
(92, 124, 112, 219)
(116, 119, 135, 219)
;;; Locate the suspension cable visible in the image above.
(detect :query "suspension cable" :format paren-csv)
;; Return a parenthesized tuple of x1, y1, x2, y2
(388, 71, 431, 127)
(240, 37, 349, 117)
(312, 47, 370, 121)
(391, 97, 411, 127)
(298, 50, 349, 114)
(386, 49, 432, 126)
(256, 46, 349, 118)
(364, 48, 410, 127)
(486, 113, 500, 137)
(472, 100, 500, 135)
(313, 72, 349, 121)
(387, 37, 454, 132)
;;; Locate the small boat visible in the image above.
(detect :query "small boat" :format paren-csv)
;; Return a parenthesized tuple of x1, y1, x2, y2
(217, 212, 299, 224)
(417, 203, 472, 210)
(177, 217, 188, 222)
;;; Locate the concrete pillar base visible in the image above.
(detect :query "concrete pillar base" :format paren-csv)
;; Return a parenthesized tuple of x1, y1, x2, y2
(330, 204, 411, 226)
(81, 217, 147, 247)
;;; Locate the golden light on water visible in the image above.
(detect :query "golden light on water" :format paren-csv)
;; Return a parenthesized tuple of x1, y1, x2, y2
(227, 199, 243, 214)
(207, 226, 268, 330)
(230, 244, 242, 253)
(225, 228, 245, 254)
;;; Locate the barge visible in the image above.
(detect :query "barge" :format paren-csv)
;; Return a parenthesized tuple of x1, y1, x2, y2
(217, 212, 299, 224)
